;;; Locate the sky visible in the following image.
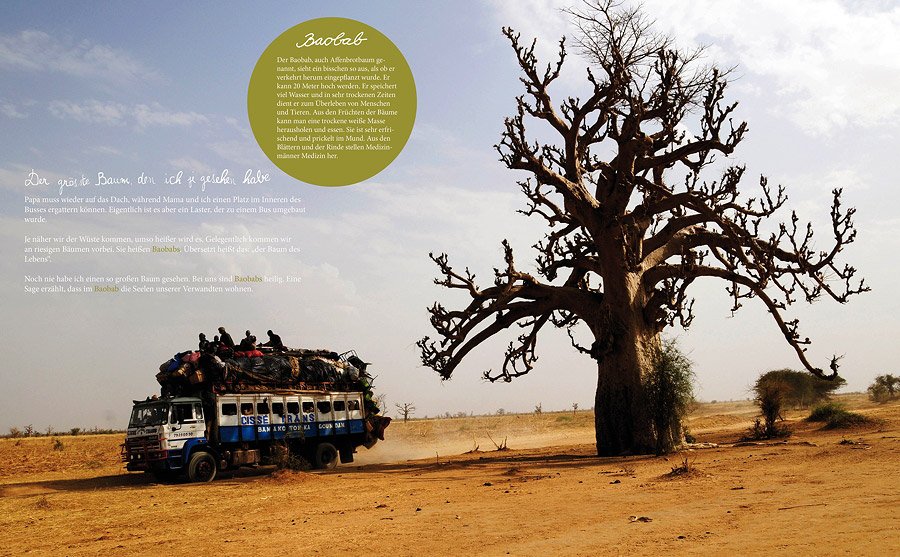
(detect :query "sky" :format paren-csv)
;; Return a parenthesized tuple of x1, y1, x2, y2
(0, 0, 898, 432)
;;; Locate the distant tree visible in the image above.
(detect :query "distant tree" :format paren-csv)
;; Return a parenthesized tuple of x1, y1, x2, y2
(372, 394, 387, 414)
(751, 374, 790, 439)
(497, 408, 507, 416)
(24, 424, 34, 437)
(757, 369, 845, 409)
(418, 0, 866, 456)
(572, 402, 579, 415)
(395, 402, 416, 422)
(868, 374, 899, 403)
(534, 402, 543, 415)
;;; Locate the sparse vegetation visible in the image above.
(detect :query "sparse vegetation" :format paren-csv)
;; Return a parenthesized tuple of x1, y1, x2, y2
(645, 339, 696, 454)
(755, 369, 846, 409)
(1, 426, 124, 439)
(667, 455, 694, 477)
(868, 374, 899, 403)
(51, 438, 64, 451)
(746, 375, 791, 440)
(807, 402, 874, 429)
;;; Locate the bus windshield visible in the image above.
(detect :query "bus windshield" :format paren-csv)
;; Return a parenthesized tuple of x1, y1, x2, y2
(129, 403, 168, 427)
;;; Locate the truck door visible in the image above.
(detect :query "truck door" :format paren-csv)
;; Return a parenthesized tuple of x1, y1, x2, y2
(170, 402, 204, 439)
(316, 397, 334, 437)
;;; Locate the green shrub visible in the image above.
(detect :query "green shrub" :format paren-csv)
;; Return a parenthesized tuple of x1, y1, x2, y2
(645, 339, 695, 454)
(868, 374, 899, 403)
(807, 402, 846, 422)
(756, 369, 845, 409)
(807, 402, 873, 429)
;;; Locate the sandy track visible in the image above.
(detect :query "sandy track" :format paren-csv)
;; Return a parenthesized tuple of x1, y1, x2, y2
(1, 398, 898, 556)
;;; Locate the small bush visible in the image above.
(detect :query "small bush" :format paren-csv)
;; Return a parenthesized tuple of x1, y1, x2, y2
(645, 339, 695, 454)
(807, 402, 873, 429)
(742, 417, 790, 441)
(823, 412, 871, 429)
(807, 402, 847, 422)
(751, 377, 789, 439)
(51, 438, 64, 451)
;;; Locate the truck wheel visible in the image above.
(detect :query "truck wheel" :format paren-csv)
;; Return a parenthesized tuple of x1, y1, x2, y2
(314, 442, 338, 470)
(187, 451, 217, 482)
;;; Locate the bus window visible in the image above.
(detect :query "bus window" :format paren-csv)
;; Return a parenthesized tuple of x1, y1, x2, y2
(222, 403, 238, 416)
(272, 402, 284, 416)
(257, 402, 270, 414)
(302, 401, 315, 413)
(333, 400, 346, 412)
(287, 402, 300, 414)
(241, 403, 253, 416)
(316, 401, 332, 414)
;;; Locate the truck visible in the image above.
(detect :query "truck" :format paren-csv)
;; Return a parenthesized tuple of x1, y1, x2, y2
(123, 345, 389, 482)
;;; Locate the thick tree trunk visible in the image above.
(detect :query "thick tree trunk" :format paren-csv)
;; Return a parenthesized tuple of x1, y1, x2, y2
(593, 328, 657, 456)
(590, 272, 682, 456)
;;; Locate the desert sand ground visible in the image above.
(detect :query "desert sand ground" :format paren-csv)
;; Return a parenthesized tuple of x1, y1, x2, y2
(0, 395, 898, 556)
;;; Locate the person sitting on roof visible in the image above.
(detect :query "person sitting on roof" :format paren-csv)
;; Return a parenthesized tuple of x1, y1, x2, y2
(198, 333, 210, 353)
(218, 326, 235, 349)
(262, 329, 285, 351)
(238, 330, 256, 352)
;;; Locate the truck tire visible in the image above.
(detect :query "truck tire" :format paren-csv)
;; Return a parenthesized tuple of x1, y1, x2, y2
(187, 451, 217, 482)
(314, 442, 338, 470)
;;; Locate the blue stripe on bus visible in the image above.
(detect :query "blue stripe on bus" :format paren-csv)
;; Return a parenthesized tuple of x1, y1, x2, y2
(219, 419, 365, 443)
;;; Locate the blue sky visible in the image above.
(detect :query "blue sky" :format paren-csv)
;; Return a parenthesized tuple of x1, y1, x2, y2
(1, 0, 898, 431)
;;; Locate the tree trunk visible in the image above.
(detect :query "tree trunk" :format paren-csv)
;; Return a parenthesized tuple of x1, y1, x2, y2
(593, 330, 657, 456)
(589, 270, 681, 456)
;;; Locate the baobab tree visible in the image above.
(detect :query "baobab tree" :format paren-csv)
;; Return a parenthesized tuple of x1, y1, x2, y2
(418, 1, 867, 456)
(395, 402, 416, 422)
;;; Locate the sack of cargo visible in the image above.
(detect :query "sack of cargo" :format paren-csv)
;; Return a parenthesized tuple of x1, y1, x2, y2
(171, 363, 191, 378)
(289, 356, 300, 378)
(189, 370, 205, 385)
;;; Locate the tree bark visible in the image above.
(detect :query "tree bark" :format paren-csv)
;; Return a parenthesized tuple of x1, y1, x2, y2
(589, 270, 678, 456)
(593, 330, 657, 456)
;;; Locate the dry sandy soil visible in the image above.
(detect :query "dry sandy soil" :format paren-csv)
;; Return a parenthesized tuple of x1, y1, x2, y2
(1, 395, 898, 556)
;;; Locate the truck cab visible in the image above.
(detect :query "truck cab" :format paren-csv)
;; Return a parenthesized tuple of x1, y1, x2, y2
(123, 397, 210, 480)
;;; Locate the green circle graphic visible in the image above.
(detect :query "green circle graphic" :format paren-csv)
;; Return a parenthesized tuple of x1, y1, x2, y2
(248, 17, 416, 186)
